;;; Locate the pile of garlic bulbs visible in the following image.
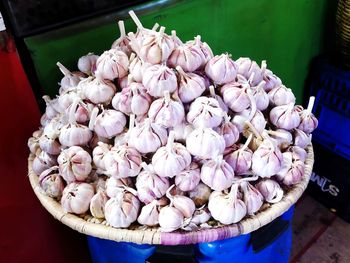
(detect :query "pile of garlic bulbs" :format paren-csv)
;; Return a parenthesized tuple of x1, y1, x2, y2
(28, 11, 318, 232)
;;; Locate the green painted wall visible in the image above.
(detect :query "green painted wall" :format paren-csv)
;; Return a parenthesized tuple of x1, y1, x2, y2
(25, 0, 332, 102)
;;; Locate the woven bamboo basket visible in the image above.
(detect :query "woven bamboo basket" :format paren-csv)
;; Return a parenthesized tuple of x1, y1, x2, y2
(336, 0, 350, 68)
(28, 144, 314, 245)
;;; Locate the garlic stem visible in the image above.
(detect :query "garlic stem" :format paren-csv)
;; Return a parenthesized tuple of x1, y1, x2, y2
(128, 32, 141, 56)
(129, 53, 136, 62)
(244, 121, 262, 141)
(118, 20, 126, 37)
(68, 98, 79, 124)
(176, 66, 186, 76)
(152, 23, 159, 31)
(261, 60, 267, 73)
(166, 130, 175, 152)
(128, 114, 135, 132)
(171, 30, 177, 37)
(56, 62, 71, 76)
(128, 11, 144, 29)
(88, 107, 99, 130)
(166, 184, 176, 206)
(306, 96, 315, 115)
(241, 133, 253, 151)
(209, 85, 216, 97)
(247, 89, 257, 120)
(140, 162, 150, 172)
(123, 185, 138, 196)
(223, 112, 231, 123)
(229, 183, 239, 200)
(127, 74, 133, 85)
(42, 95, 51, 104)
(158, 26, 165, 37)
(163, 90, 171, 102)
(248, 72, 255, 84)
(267, 130, 289, 140)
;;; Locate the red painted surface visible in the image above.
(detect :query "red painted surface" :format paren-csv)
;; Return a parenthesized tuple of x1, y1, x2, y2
(0, 50, 91, 263)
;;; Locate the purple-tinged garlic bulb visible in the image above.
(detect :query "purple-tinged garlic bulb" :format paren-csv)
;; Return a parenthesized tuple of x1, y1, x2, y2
(111, 79, 133, 115)
(168, 38, 204, 72)
(205, 54, 237, 85)
(39, 130, 61, 155)
(106, 177, 134, 198)
(215, 114, 240, 148)
(175, 162, 201, 191)
(287, 146, 307, 162)
(28, 133, 42, 156)
(208, 184, 247, 224)
(129, 118, 167, 154)
(95, 49, 129, 80)
(64, 99, 92, 124)
(232, 92, 257, 133)
(129, 54, 148, 83)
(89, 191, 109, 219)
(240, 181, 263, 215)
(40, 114, 51, 127)
(78, 53, 99, 75)
(221, 82, 250, 113)
(201, 154, 235, 191)
(130, 83, 152, 116)
(250, 80, 269, 111)
(270, 103, 301, 130)
(267, 129, 293, 150)
(188, 183, 212, 207)
(152, 131, 191, 178)
(136, 163, 170, 204)
(255, 179, 283, 203)
(111, 20, 132, 56)
(128, 11, 156, 46)
(148, 90, 185, 128)
(104, 144, 142, 178)
(61, 182, 94, 214)
(32, 151, 57, 175)
(142, 64, 177, 97)
(90, 108, 126, 139)
(186, 35, 213, 67)
(263, 69, 282, 92)
(268, 85, 296, 106)
(235, 58, 266, 86)
(56, 62, 84, 94)
(187, 96, 224, 128)
(293, 128, 311, 149)
(186, 127, 225, 159)
(225, 134, 253, 175)
(92, 142, 112, 172)
(166, 185, 196, 218)
(58, 146, 92, 183)
(42, 96, 61, 119)
(252, 138, 283, 178)
(176, 66, 206, 103)
(298, 96, 318, 133)
(39, 166, 65, 199)
(208, 85, 228, 112)
(276, 152, 305, 186)
(81, 76, 117, 105)
(172, 122, 194, 143)
(105, 187, 140, 228)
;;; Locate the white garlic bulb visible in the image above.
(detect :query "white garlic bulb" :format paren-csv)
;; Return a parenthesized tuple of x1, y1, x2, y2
(137, 200, 162, 226)
(78, 53, 99, 75)
(205, 54, 237, 85)
(159, 206, 184, 232)
(90, 191, 109, 219)
(95, 49, 129, 80)
(268, 85, 296, 106)
(270, 103, 301, 130)
(240, 181, 263, 215)
(91, 109, 127, 139)
(175, 162, 201, 191)
(81, 76, 117, 105)
(106, 177, 134, 198)
(92, 142, 112, 171)
(255, 179, 283, 203)
(61, 182, 94, 214)
(176, 66, 206, 103)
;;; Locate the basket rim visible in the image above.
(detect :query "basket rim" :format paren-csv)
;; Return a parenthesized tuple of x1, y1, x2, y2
(28, 144, 314, 245)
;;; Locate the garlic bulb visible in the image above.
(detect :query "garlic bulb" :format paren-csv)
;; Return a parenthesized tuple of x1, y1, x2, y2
(187, 96, 224, 128)
(95, 49, 129, 80)
(56, 62, 84, 93)
(159, 205, 184, 232)
(205, 54, 237, 85)
(191, 207, 211, 225)
(90, 191, 109, 219)
(106, 177, 134, 198)
(293, 129, 311, 148)
(32, 151, 57, 175)
(137, 200, 162, 226)
(240, 181, 263, 215)
(61, 182, 94, 214)
(255, 179, 283, 203)
(175, 162, 201, 191)
(252, 138, 283, 178)
(111, 20, 132, 56)
(39, 166, 65, 199)
(166, 185, 196, 218)
(221, 82, 250, 113)
(266, 129, 293, 150)
(92, 142, 112, 171)
(235, 58, 265, 86)
(78, 53, 99, 75)
(28, 135, 41, 156)
(250, 81, 269, 111)
(225, 134, 253, 175)
(188, 183, 212, 207)
(58, 146, 92, 183)
(208, 85, 228, 112)
(186, 35, 213, 67)
(130, 83, 152, 116)
(104, 144, 142, 178)
(105, 189, 140, 228)
(148, 90, 185, 128)
(168, 39, 204, 72)
(287, 146, 307, 162)
(276, 156, 305, 186)
(136, 163, 170, 204)
(201, 155, 235, 191)
(186, 127, 225, 159)
(176, 66, 206, 103)
(216, 114, 239, 147)
(298, 96, 318, 133)
(142, 64, 177, 97)
(208, 184, 247, 224)
(129, 118, 167, 154)
(172, 122, 194, 143)
(138, 26, 175, 64)
(42, 96, 60, 119)
(111, 85, 133, 115)
(129, 54, 148, 83)
(39, 133, 61, 155)
(91, 108, 126, 139)
(152, 131, 191, 178)
(270, 103, 301, 130)
(268, 85, 296, 106)
(65, 99, 92, 124)
(263, 69, 282, 92)
(81, 76, 116, 105)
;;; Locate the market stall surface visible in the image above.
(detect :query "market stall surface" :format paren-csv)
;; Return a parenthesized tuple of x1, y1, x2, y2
(291, 195, 350, 263)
